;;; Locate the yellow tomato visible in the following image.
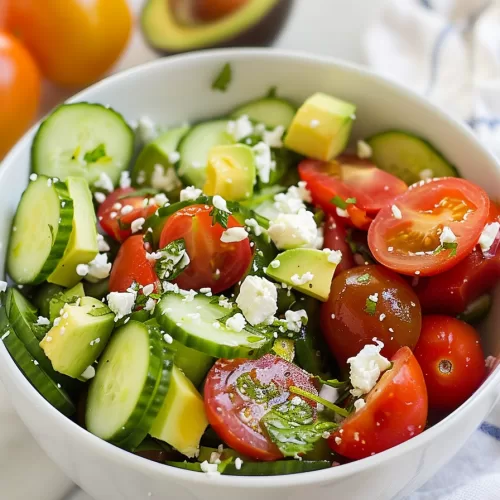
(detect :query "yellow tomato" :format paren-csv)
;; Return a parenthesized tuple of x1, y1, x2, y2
(0, 31, 41, 159)
(10, 0, 132, 87)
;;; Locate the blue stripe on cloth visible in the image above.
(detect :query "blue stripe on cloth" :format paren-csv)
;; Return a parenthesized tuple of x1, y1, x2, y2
(425, 24, 455, 97)
(479, 422, 500, 441)
(420, 0, 433, 8)
(467, 117, 500, 129)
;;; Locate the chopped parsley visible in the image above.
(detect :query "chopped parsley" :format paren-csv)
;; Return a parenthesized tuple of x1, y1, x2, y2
(84, 143, 108, 163)
(210, 206, 230, 229)
(236, 373, 280, 404)
(87, 306, 111, 317)
(434, 241, 458, 257)
(364, 296, 377, 315)
(357, 273, 371, 284)
(212, 63, 232, 92)
(155, 238, 189, 281)
(331, 195, 357, 210)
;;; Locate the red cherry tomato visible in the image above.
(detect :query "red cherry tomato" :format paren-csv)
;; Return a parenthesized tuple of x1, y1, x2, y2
(329, 347, 428, 460)
(321, 265, 422, 367)
(413, 316, 485, 411)
(204, 354, 318, 461)
(323, 214, 355, 276)
(414, 201, 500, 314)
(98, 188, 158, 243)
(159, 204, 252, 294)
(368, 178, 490, 277)
(109, 235, 160, 293)
(298, 156, 407, 229)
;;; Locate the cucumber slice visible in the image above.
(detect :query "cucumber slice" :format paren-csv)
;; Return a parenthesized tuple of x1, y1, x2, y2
(31, 283, 64, 320)
(177, 120, 234, 188)
(170, 338, 213, 388)
(155, 293, 272, 359)
(86, 321, 172, 445)
(0, 308, 75, 416)
(367, 131, 459, 185)
(32, 103, 134, 186)
(230, 97, 297, 129)
(7, 176, 74, 285)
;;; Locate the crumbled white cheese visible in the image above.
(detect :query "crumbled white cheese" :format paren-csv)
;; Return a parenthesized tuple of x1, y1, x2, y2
(142, 284, 155, 296)
(323, 248, 343, 265)
(180, 185, 203, 202)
(154, 193, 169, 207)
(348, 341, 391, 397)
(284, 309, 307, 333)
(368, 292, 379, 303)
(218, 296, 233, 309)
(354, 399, 366, 412)
(478, 222, 499, 254)
(336, 207, 349, 218)
(36, 316, 50, 326)
(200, 460, 220, 475)
(263, 125, 285, 148)
(391, 205, 402, 219)
(0, 281, 7, 293)
(236, 276, 278, 326)
(440, 226, 457, 245)
(76, 264, 89, 277)
(291, 272, 314, 286)
(107, 291, 136, 321)
(151, 164, 182, 192)
(252, 142, 275, 184)
(234, 457, 243, 470)
(85, 253, 112, 282)
(245, 218, 264, 236)
(80, 365, 96, 380)
(213, 195, 230, 213)
(226, 115, 253, 141)
(144, 298, 156, 312)
(121, 205, 134, 215)
(419, 169, 434, 180)
(357, 140, 373, 159)
(163, 333, 173, 344)
(94, 192, 106, 204)
(225, 313, 247, 333)
(94, 172, 114, 193)
(119, 171, 131, 189)
(270, 260, 280, 268)
(317, 384, 339, 412)
(97, 234, 110, 253)
(220, 227, 248, 243)
(274, 181, 311, 214)
(29, 173, 38, 181)
(131, 217, 145, 233)
(268, 210, 318, 250)
(137, 116, 158, 144)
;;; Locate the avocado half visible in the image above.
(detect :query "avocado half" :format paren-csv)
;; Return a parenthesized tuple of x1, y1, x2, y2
(142, 0, 294, 54)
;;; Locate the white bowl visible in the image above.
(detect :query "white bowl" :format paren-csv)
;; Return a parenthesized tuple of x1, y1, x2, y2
(1, 49, 499, 500)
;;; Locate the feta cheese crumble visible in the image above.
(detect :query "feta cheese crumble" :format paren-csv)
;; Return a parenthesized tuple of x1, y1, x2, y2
(131, 217, 145, 233)
(213, 195, 230, 212)
(268, 210, 319, 250)
(107, 291, 136, 321)
(252, 142, 275, 184)
(85, 253, 112, 282)
(36, 316, 50, 326)
(226, 115, 253, 141)
(80, 365, 96, 381)
(284, 309, 307, 333)
(263, 125, 285, 148)
(180, 185, 203, 202)
(0, 281, 7, 293)
(97, 234, 110, 252)
(220, 227, 248, 243)
(119, 171, 131, 189)
(234, 457, 243, 470)
(440, 226, 457, 245)
(357, 140, 373, 159)
(76, 264, 89, 277)
(245, 218, 264, 236)
(348, 341, 391, 397)
(354, 399, 366, 412)
(137, 116, 158, 144)
(94, 192, 106, 204)
(236, 276, 278, 326)
(323, 248, 343, 265)
(94, 172, 114, 193)
(142, 284, 155, 296)
(225, 313, 247, 333)
(274, 181, 311, 214)
(391, 205, 402, 219)
(478, 222, 499, 254)
(151, 164, 182, 192)
(291, 272, 314, 286)
(154, 193, 169, 207)
(317, 384, 339, 412)
(200, 460, 220, 475)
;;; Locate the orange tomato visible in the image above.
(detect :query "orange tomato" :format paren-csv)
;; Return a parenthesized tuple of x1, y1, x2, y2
(0, 31, 41, 159)
(9, 0, 132, 87)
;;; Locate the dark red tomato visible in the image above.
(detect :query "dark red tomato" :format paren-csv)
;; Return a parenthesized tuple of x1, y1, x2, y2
(98, 188, 159, 243)
(159, 204, 252, 294)
(321, 265, 422, 367)
(323, 214, 355, 276)
(298, 156, 407, 229)
(109, 235, 160, 293)
(413, 316, 485, 411)
(330, 347, 428, 460)
(368, 178, 490, 277)
(204, 354, 318, 461)
(414, 201, 500, 314)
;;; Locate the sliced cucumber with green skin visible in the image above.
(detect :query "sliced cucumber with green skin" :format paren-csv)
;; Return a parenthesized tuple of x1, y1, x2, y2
(170, 338, 214, 388)
(155, 293, 272, 359)
(7, 176, 74, 285)
(177, 120, 234, 188)
(32, 283, 64, 320)
(367, 131, 459, 185)
(457, 294, 492, 324)
(132, 126, 189, 190)
(230, 97, 297, 129)
(86, 321, 171, 445)
(0, 308, 75, 416)
(32, 103, 134, 186)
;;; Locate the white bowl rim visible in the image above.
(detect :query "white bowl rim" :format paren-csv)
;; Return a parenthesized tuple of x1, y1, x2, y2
(1, 47, 499, 489)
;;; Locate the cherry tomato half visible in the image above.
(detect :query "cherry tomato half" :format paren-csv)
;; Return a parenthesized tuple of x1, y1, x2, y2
(204, 354, 318, 461)
(109, 235, 160, 293)
(159, 204, 252, 294)
(98, 188, 158, 243)
(321, 265, 422, 367)
(368, 178, 490, 277)
(413, 316, 485, 411)
(329, 347, 428, 460)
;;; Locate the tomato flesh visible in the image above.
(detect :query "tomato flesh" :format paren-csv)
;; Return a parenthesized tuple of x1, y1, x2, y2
(204, 355, 318, 461)
(329, 347, 428, 460)
(109, 235, 160, 293)
(159, 204, 252, 294)
(321, 265, 422, 368)
(323, 214, 355, 276)
(368, 178, 490, 276)
(413, 316, 485, 411)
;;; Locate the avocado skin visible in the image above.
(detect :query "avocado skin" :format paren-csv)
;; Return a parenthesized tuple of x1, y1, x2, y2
(143, 0, 295, 55)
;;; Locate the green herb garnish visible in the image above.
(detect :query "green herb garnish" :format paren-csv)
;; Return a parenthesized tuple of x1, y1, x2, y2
(331, 196, 356, 210)
(210, 206, 230, 229)
(434, 241, 458, 257)
(364, 296, 377, 315)
(236, 373, 280, 404)
(87, 306, 111, 317)
(212, 63, 232, 92)
(155, 238, 189, 281)
(357, 273, 371, 284)
(289, 386, 350, 417)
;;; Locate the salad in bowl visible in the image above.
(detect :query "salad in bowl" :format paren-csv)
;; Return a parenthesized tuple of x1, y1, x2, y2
(1, 70, 499, 478)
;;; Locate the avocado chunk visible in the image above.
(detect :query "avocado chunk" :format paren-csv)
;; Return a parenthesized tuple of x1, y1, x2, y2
(265, 248, 341, 301)
(40, 296, 114, 378)
(131, 126, 188, 195)
(48, 282, 86, 322)
(203, 144, 256, 201)
(48, 177, 98, 288)
(149, 365, 208, 458)
(141, 0, 292, 54)
(284, 93, 356, 161)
